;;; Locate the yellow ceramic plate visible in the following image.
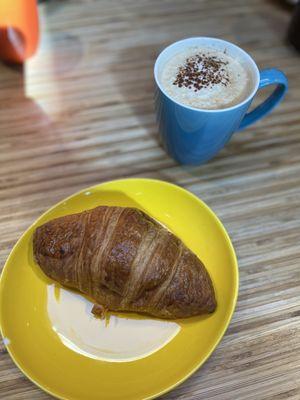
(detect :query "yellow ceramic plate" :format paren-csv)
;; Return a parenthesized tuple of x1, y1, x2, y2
(0, 178, 238, 400)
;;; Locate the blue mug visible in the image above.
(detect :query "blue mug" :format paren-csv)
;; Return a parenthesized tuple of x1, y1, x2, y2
(154, 37, 288, 165)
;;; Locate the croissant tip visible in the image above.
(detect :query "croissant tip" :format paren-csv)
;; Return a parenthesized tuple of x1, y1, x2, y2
(91, 304, 107, 319)
(208, 298, 217, 313)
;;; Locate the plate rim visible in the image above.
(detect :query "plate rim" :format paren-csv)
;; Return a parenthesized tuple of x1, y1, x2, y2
(0, 178, 239, 400)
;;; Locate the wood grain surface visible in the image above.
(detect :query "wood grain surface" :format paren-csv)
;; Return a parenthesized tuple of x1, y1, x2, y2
(0, 0, 300, 399)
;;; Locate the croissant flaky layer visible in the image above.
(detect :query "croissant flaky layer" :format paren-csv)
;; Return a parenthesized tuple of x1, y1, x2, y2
(33, 206, 216, 319)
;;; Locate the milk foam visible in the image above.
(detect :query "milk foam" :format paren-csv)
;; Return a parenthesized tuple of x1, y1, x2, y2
(160, 46, 253, 110)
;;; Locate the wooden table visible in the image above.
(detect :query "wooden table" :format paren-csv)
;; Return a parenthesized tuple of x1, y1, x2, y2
(0, 0, 300, 399)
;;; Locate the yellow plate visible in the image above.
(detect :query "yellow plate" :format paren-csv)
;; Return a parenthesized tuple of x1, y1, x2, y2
(0, 178, 238, 400)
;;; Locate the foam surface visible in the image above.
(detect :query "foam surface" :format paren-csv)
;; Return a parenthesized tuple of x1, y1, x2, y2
(160, 46, 253, 110)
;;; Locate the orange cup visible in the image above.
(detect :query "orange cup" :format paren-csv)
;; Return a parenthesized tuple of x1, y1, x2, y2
(0, 0, 39, 63)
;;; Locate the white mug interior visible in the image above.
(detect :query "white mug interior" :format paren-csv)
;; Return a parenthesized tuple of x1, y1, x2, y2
(154, 37, 260, 112)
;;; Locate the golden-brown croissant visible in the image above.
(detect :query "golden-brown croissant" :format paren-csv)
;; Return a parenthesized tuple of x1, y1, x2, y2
(33, 206, 216, 319)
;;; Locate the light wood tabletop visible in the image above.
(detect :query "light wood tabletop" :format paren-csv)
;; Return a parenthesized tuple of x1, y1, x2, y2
(0, 0, 300, 399)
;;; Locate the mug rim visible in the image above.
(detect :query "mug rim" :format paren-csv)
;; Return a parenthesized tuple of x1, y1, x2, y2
(154, 36, 260, 113)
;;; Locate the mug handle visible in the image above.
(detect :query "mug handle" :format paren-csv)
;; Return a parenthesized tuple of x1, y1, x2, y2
(239, 68, 288, 130)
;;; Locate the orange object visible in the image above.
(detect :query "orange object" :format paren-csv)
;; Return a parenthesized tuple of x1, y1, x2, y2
(0, 0, 39, 63)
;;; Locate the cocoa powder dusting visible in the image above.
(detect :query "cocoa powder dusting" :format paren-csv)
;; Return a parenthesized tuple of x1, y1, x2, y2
(173, 53, 230, 91)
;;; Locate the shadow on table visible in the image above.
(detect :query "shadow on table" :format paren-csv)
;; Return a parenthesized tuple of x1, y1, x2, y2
(0, 62, 73, 187)
(0, 62, 54, 135)
(110, 43, 166, 143)
(0, 1, 84, 176)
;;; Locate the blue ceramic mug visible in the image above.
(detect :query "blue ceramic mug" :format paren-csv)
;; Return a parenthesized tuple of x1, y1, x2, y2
(154, 37, 288, 165)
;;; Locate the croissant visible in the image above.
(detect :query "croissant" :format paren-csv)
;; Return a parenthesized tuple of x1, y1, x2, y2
(33, 206, 216, 319)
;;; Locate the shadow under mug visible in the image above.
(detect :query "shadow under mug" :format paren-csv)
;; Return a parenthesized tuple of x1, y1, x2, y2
(154, 37, 288, 165)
